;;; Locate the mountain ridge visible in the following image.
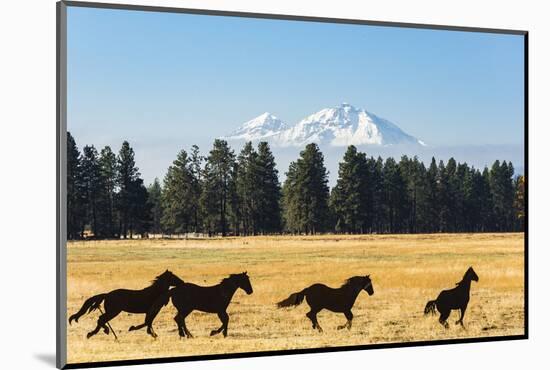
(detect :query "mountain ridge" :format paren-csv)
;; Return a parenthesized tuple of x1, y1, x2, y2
(223, 103, 425, 148)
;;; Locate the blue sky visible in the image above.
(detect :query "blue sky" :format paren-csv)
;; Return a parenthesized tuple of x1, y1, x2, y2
(67, 6, 525, 184)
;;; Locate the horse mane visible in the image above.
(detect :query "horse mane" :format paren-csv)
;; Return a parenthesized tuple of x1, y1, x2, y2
(149, 273, 171, 288)
(340, 276, 366, 288)
(148, 276, 163, 288)
(220, 274, 241, 285)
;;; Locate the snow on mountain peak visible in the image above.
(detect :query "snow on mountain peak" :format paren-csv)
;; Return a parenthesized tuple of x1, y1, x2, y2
(224, 104, 426, 147)
(224, 112, 288, 141)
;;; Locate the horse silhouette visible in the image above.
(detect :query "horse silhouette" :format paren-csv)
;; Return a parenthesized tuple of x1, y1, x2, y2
(129, 272, 253, 338)
(69, 270, 185, 339)
(424, 266, 479, 328)
(277, 275, 374, 332)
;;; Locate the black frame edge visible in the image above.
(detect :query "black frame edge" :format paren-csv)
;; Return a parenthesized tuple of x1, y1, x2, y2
(61, 0, 528, 35)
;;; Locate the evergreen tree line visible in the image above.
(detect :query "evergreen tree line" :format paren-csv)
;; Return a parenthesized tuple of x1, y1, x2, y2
(67, 132, 151, 239)
(325, 145, 525, 234)
(67, 133, 525, 239)
(154, 140, 282, 237)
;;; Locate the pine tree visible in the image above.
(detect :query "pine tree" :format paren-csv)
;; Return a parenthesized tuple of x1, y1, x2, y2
(400, 156, 428, 233)
(422, 158, 440, 232)
(503, 162, 516, 231)
(200, 140, 236, 236)
(369, 157, 385, 233)
(200, 161, 219, 237)
(81, 145, 102, 237)
(161, 150, 195, 234)
(147, 178, 163, 235)
(462, 168, 481, 232)
(454, 162, 470, 232)
(489, 160, 515, 231)
(282, 161, 302, 233)
(189, 145, 203, 233)
(330, 146, 369, 233)
(116, 141, 140, 238)
(436, 160, 452, 232)
(129, 178, 151, 237)
(444, 158, 459, 232)
(98, 146, 118, 238)
(236, 142, 260, 236)
(256, 142, 282, 234)
(513, 175, 525, 231)
(489, 160, 505, 230)
(66, 132, 86, 239)
(282, 143, 330, 234)
(228, 159, 241, 236)
(383, 157, 409, 233)
(480, 167, 495, 231)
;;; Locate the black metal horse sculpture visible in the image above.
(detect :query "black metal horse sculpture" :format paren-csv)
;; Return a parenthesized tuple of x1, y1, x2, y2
(424, 267, 479, 328)
(277, 275, 374, 332)
(129, 272, 253, 338)
(69, 270, 185, 339)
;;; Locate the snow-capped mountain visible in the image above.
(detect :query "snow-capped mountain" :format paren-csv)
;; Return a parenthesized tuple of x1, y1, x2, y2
(224, 112, 289, 141)
(224, 103, 425, 147)
(278, 103, 425, 147)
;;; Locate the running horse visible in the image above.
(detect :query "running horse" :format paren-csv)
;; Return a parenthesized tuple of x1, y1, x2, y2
(277, 275, 374, 332)
(129, 272, 253, 338)
(69, 270, 185, 339)
(424, 267, 479, 328)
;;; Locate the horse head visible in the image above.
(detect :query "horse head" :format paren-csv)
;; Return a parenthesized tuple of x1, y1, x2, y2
(466, 267, 479, 282)
(235, 271, 253, 295)
(364, 275, 374, 296)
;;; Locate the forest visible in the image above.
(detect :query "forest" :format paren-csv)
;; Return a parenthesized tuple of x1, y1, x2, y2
(66, 132, 525, 239)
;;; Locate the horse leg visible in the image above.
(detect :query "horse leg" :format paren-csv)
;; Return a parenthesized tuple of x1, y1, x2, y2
(181, 309, 194, 338)
(456, 305, 468, 328)
(128, 317, 157, 339)
(146, 325, 158, 339)
(175, 310, 194, 339)
(128, 322, 157, 338)
(210, 311, 229, 337)
(439, 309, 450, 329)
(100, 312, 112, 334)
(128, 323, 147, 332)
(338, 310, 353, 330)
(221, 312, 230, 337)
(87, 309, 119, 339)
(222, 312, 230, 337)
(306, 310, 317, 330)
(307, 309, 323, 333)
(87, 322, 102, 339)
(210, 324, 223, 336)
(174, 313, 185, 338)
(144, 299, 168, 339)
(315, 317, 324, 333)
(182, 322, 193, 338)
(128, 301, 160, 335)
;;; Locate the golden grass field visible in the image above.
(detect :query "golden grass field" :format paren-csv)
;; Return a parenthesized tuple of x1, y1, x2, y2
(66, 233, 525, 364)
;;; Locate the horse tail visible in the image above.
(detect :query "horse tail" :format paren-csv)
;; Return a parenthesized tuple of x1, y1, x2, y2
(424, 300, 437, 316)
(277, 288, 307, 308)
(68, 293, 107, 325)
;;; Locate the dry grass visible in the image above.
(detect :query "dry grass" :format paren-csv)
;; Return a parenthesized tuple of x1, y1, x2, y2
(66, 233, 525, 364)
